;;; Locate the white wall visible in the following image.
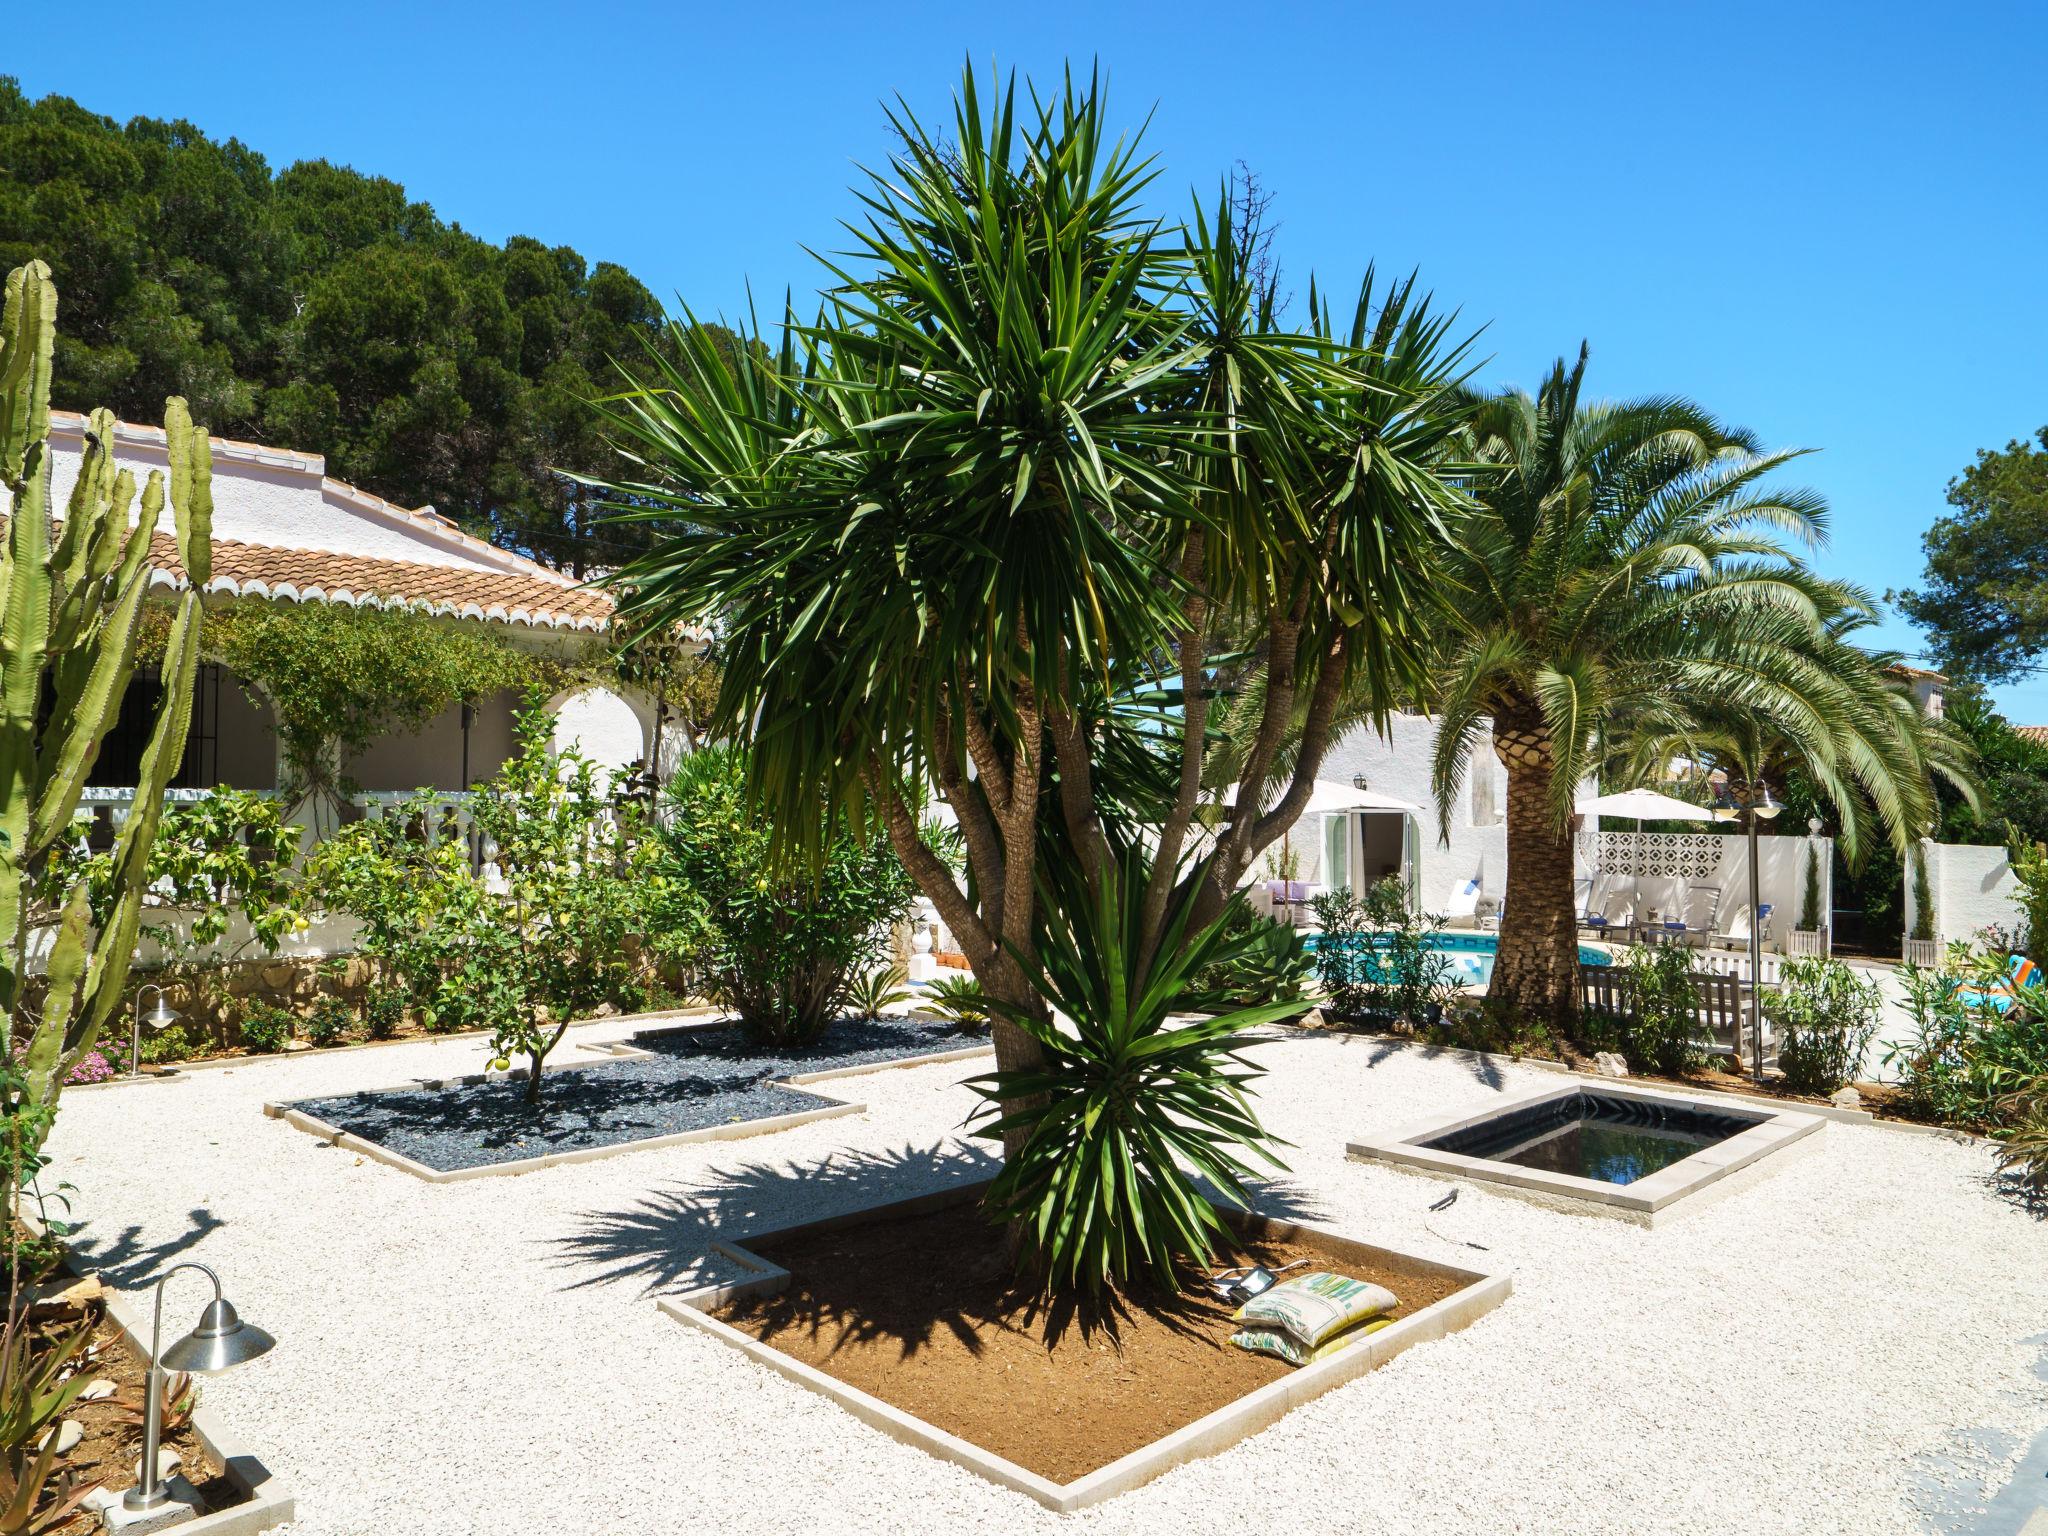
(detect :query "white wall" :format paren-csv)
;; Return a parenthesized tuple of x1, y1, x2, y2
(1319, 712, 1508, 910)
(549, 686, 654, 782)
(1905, 839, 2025, 950)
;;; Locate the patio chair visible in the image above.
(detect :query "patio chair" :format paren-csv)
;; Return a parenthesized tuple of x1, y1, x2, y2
(1708, 902, 1752, 953)
(1675, 883, 1721, 945)
(1582, 887, 1634, 944)
(1443, 878, 1483, 928)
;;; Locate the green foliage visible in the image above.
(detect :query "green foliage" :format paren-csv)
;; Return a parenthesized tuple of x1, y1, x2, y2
(1, 259, 209, 1171)
(838, 965, 911, 1023)
(1886, 945, 2048, 1129)
(310, 700, 683, 1099)
(1909, 844, 1935, 943)
(0, 1300, 95, 1532)
(657, 744, 915, 1047)
(1798, 844, 1822, 933)
(919, 974, 992, 1033)
(1763, 957, 1883, 1095)
(237, 1002, 291, 1055)
(136, 1021, 195, 1065)
(1186, 904, 1311, 1011)
(1994, 1076, 2048, 1198)
(0, 79, 711, 569)
(303, 993, 352, 1048)
(362, 987, 405, 1040)
(208, 604, 536, 802)
(42, 785, 305, 949)
(1308, 880, 1461, 1025)
(1614, 944, 1709, 1077)
(968, 863, 1293, 1292)
(1308, 887, 1375, 1018)
(2004, 825, 2048, 964)
(1894, 425, 2048, 684)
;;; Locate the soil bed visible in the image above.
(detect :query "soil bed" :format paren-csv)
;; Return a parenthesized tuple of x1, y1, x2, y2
(282, 1016, 982, 1172)
(715, 1200, 1465, 1483)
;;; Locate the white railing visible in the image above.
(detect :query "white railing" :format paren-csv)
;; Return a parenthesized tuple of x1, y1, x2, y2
(350, 790, 494, 874)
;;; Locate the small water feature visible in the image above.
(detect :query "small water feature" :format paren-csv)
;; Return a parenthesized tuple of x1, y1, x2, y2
(1417, 1089, 1763, 1186)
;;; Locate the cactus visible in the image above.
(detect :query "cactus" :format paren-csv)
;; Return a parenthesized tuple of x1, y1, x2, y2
(0, 259, 211, 1147)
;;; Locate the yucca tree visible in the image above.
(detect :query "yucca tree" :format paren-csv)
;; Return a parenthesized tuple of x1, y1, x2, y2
(1429, 346, 1950, 1023)
(598, 67, 1475, 1172)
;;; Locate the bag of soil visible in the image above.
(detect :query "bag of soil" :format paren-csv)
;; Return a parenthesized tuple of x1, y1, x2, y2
(1231, 1271, 1398, 1355)
(1231, 1313, 1395, 1366)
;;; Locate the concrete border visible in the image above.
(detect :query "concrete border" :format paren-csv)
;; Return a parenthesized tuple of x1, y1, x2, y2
(18, 1216, 294, 1535)
(262, 1029, 994, 1183)
(1293, 1025, 1995, 1144)
(63, 1004, 726, 1086)
(1346, 1078, 1824, 1226)
(658, 1178, 1510, 1512)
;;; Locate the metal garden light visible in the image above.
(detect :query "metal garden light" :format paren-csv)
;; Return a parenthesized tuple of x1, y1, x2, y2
(1711, 780, 1780, 1083)
(130, 985, 178, 1079)
(125, 1264, 274, 1517)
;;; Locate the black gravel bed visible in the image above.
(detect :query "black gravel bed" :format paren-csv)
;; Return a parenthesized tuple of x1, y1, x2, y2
(282, 1016, 983, 1173)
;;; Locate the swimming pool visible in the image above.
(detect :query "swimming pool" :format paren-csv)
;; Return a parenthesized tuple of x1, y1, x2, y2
(1305, 930, 1612, 990)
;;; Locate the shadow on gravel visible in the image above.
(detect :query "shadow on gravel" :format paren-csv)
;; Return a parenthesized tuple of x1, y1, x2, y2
(550, 1141, 1001, 1296)
(1289, 1023, 1511, 1091)
(68, 1207, 226, 1289)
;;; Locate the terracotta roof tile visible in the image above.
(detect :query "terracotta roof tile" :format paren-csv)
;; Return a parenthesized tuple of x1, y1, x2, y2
(2017, 725, 2048, 745)
(144, 535, 615, 633)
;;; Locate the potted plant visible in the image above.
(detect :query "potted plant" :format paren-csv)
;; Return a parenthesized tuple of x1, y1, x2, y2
(1904, 842, 1942, 968)
(1789, 841, 1829, 957)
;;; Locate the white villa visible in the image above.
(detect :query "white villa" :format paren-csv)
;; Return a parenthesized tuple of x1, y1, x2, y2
(45, 411, 680, 823)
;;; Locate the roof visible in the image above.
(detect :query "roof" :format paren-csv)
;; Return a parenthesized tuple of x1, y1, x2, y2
(2017, 726, 2048, 746)
(143, 533, 615, 633)
(42, 410, 628, 635)
(1888, 663, 1948, 682)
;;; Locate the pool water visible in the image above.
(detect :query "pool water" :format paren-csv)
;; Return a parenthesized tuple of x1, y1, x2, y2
(1419, 1090, 1763, 1186)
(1305, 931, 1611, 990)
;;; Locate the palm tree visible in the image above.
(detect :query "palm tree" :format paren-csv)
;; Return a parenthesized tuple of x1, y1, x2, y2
(1429, 347, 1954, 1024)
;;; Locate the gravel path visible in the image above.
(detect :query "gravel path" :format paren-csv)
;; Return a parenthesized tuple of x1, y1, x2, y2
(44, 1020, 2048, 1535)
(280, 1017, 979, 1172)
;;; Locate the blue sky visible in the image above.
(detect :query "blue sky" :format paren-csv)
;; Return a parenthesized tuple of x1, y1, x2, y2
(15, 2, 2048, 716)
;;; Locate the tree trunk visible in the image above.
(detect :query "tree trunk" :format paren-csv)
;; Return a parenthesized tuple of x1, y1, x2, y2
(1487, 710, 1581, 1029)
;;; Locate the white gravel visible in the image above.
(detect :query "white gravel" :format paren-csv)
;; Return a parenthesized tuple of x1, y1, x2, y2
(46, 1020, 2048, 1536)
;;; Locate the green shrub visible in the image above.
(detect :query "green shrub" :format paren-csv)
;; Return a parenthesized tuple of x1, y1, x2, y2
(1995, 1075, 2048, 1197)
(921, 973, 991, 1033)
(363, 988, 406, 1040)
(238, 1004, 293, 1055)
(1886, 944, 2048, 1127)
(1310, 878, 1461, 1027)
(969, 864, 1292, 1292)
(1308, 887, 1373, 1017)
(1426, 996, 1554, 1058)
(138, 1022, 197, 1065)
(1763, 957, 1882, 1094)
(658, 744, 917, 1047)
(303, 995, 353, 1049)
(838, 965, 912, 1021)
(1615, 944, 1708, 1077)
(1186, 904, 1311, 1010)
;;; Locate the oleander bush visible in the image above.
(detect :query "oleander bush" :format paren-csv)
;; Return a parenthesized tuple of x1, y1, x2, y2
(1764, 956, 1883, 1095)
(1614, 943, 1710, 1077)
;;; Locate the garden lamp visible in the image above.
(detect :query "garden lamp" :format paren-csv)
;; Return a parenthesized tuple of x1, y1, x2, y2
(129, 985, 178, 1079)
(126, 1263, 274, 1514)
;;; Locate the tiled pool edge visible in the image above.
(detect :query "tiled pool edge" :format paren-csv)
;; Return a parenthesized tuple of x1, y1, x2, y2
(1346, 1079, 1825, 1226)
(659, 1177, 1510, 1513)
(262, 1034, 993, 1183)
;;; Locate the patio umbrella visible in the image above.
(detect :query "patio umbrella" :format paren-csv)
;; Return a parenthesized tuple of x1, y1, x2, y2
(1574, 788, 1713, 920)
